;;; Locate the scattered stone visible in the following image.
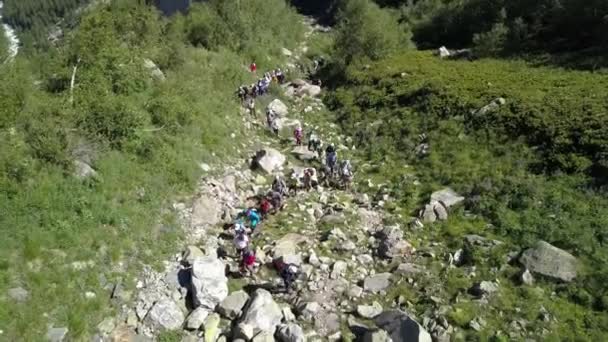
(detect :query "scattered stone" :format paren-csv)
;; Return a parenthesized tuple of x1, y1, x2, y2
(469, 281, 499, 297)
(357, 302, 383, 319)
(46, 327, 69, 342)
(282, 306, 296, 322)
(252, 148, 287, 174)
(7, 287, 29, 302)
(203, 313, 221, 342)
(520, 269, 534, 286)
(267, 99, 289, 117)
(218, 290, 249, 319)
(97, 317, 115, 335)
(281, 48, 293, 57)
(233, 323, 255, 341)
(85, 291, 96, 300)
(191, 255, 228, 310)
(364, 273, 392, 293)
(277, 323, 305, 342)
(474, 98, 506, 116)
(314, 312, 341, 337)
(519, 241, 577, 282)
(374, 310, 432, 342)
(331, 261, 348, 279)
(348, 285, 363, 299)
(357, 254, 374, 265)
(144, 298, 185, 331)
(185, 307, 209, 330)
(200, 163, 211, 172)
(143, 58, 165, 81)
(239, 289, 283, 335)
(394, 263, 423, 275)
(73, 160, 97, 180)
(430, 188, 464, 209)
(363, 329, 392, 342)
(291, 146, 318, 161)
(191, 196, 222, 227)
(298, 302, 321, 321)
(377, 226, 412, 259)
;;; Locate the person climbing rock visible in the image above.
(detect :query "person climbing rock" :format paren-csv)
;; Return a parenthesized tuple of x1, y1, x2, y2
(259, 196, 272, 218)
(240, 248, 257, 278)
(325, 143, 338, 176)
(233, 230, 250, 257)
(303, 168, 316, 191)
(277, 261, 299, 293)
(307, 130, 321, 152)
(294, 125, 303, 146)
(340, 160, 353, 190)
(272, 175, 288, 196)
(238, 208, 261, 233)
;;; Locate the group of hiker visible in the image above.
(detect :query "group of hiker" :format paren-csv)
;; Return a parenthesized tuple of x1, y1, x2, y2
(227, 62, 355, 294)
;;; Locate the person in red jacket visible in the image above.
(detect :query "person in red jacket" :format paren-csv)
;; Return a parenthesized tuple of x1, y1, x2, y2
(249, 62, 257, 73)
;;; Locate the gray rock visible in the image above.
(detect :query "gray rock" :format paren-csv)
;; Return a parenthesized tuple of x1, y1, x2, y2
(336, 240, 357, 252)
(357, 301, 383, 319)
(267, 99, 289, 117)
(183, 245, 205, 265)
(191, 196, 222, 227)
(281, 48, 293, 57)
(377, 226, 412, 259)
(433, 203, 448, 221)
(46, 327, 69, 342)
(185, 307, 209, 330)
(394, 263, 423, 275)
(73, 160, 97, 180)
(145, 298, 185, 330)
(233, 323, 255, 341)
(277, 323, 305, 342)
(519, 241, 577, 282)
(363, 329, 393, 342)
(282, 306, 296, 322)
(7, 287, 29, 302)
(474, 98, 506, 116)
(297, 84, 322, 98)
(469, 281, 499, 297)
(331, 261, 348, 279)
(191, 255, 228, 310)
(364, 273, 391, 293)
(314, 312, 341, 337)
(291, 146, 318, 161)
(143, 58, 165, 81)
(374, 310, 432, 342)
(273, 233, 309, 266)
(520, 269, 534, 286)
(253, 148, 287, 174)
(239, 289, 283, 335)
(218, 290, 250, 319)
(430, 188, 464, 209)
(419, 204, 437, 223)
(348, 285, 363, 299)
(357, 254, 374, 265)
(203, 313, 221, 342)
(97, 317, 115, 335)
(252, 331, 275, 342)
(298, 302, 321, 321)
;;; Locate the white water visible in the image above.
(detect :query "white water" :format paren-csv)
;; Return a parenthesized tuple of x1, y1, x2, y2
(0, 1, 19, 61)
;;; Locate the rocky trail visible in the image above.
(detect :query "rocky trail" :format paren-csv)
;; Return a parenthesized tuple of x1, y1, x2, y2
(77, 17, 581, 342)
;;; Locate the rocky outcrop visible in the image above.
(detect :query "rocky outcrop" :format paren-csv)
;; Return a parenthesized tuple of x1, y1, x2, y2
(267, 99, 289, 117)
(239, 289, 283, 336)
(191, 196, 222, 227)
(419, 188, 464, 223)
(374, 310, 432, 342)
(143, 58, 166, 81)
(218, 290, 250, 319)
(144, 298, 185, 330)
(191, 255, 228, 309)
(519, 241, 577, 282)
(252, 148, 286, 174)
(73, 160, 97, 180)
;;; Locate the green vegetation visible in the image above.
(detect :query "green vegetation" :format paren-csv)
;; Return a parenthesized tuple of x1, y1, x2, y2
(0, 26, 7, 61)
(312, 49, 608, 339)
(0, 0, 303, 339)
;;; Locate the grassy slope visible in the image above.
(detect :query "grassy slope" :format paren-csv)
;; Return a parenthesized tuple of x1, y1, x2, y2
(310, 49, 608, 340)
(0, 1, 304, 339)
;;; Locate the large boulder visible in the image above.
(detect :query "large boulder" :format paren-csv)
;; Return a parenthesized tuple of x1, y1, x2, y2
(144, 298, 185, 331)
(73, 160, 97, 180)
(430, 188, 465, 209)
(143, 58, 166, 81)
(291, 146, 318, 161)
(191, 196, 222, 227)
(267, 99, 289, 117)
(277, 323, 305, 342)
(239, 289, 283, 335)
(191, 255, 228, 309)
(363, 273, 392, 293)
(377, 226, 412, 259)
(273, 233, 310, 266)
(519, 241, 577, 282)
(297, 84, 322, 97)
(252, 148, 286, 174)
(374, 310, 432, 342)
(217, 290, 250, 319)
(185, 307, 209, 330)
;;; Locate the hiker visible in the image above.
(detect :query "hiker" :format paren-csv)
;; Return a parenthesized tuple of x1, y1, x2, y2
(294, 125, 303, 146)
(288, 171, 300, 195)
(234, 220, 247, 234)
(259, 196, 272, 218)
(340, 160, 353, 190)
(238, 208, 261, 232)
(240, 248, 256, 277)
(236, 86, 247, 102)
(233, 230, 250, 257)
(277, 261, 299, 293)
(276, 69, 285, 84)
(247, 97, 256, 117)
(266, 109, 275, 128)
(303, 168, 316, 191)
(250, 83, 259, 98)
(271, 118, 280, 136)
(269, 190, 284, 212)
(272, 175, 288, 196)
(250, 62, 257, 73)
(325, 144, 338, 176)
(307, 130, 321, 153)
